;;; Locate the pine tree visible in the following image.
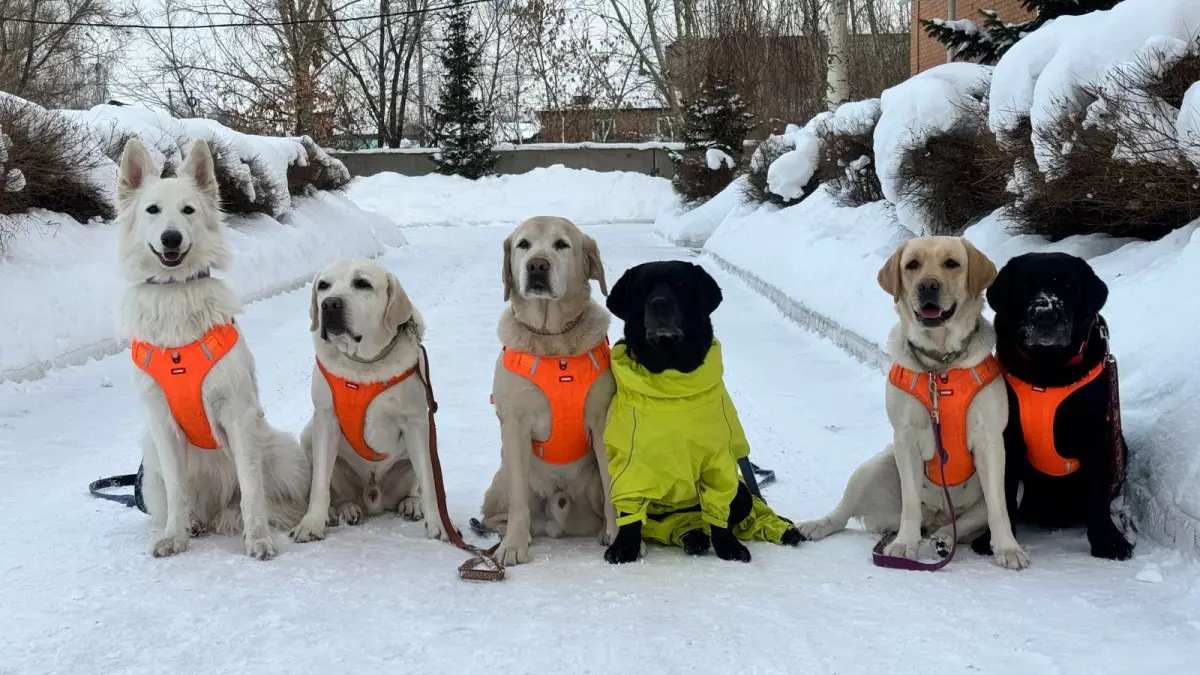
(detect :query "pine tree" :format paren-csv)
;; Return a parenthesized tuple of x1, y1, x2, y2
(430, 0, 496, 179)
(923, 0, 1124, 65)
(680, 69, 754, 162)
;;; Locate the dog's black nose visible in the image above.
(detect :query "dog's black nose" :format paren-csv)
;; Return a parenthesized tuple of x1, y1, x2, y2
(649, 296, 672, 313)
(526, 257, 550, 275)
(160, 230, 183, 250)
(916, 277, 940, 304)
(321, 297, 344, 313)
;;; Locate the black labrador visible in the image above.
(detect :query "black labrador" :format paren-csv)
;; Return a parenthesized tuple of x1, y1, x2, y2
(603, 261, 800, 564)
(973, 252, 1133, 560)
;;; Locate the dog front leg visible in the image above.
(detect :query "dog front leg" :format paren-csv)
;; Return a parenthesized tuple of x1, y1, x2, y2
(145, 394, 192, 558)
(223, 410, 276, 560)
(1084, 442, 1133, 560)
(404, 416, 446, 540)
(291, 414, 340, 543)
(588, 424, 618, 546)
(886, 435, 926, 560)
(973, 433, 1030, 570)
(494, 419, 534, 565)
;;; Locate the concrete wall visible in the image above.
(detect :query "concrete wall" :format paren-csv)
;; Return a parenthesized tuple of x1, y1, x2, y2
(331, 146, 699, 179)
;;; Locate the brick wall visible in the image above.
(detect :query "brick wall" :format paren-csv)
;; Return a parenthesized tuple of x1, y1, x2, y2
(911, 0, 1036, 75)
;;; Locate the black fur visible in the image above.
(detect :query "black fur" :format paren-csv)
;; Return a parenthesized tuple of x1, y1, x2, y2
(973, 253, 1133, 561)
(606, 260, 721, 374)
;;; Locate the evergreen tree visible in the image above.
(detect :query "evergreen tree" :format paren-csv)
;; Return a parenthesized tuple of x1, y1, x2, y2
(923, 0, 1124, 65)
(430, 0, 496, 179)
(680, 69, 753, 162)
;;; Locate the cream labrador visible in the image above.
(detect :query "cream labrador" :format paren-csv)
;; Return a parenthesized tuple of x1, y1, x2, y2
(479, 217, 617, 565)
(290, 258, 445, 543)
(798, 236, 1030, 570)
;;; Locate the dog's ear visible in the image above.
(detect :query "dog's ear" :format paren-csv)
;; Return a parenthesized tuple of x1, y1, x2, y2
(964, 239, 997, 298)
(582, 235, 608, 296)
(986, 259, 1014, 314)
(179, 139, 219, 205)
(502, 236, 515, 302)
(309, 272, 321, 333)
(692, 263, 723, 315)
(606, 267, 635, 321)
(116, 138, 158, 211)
(384, 272, 415, 327)
(877, 242, 905, 303)
(1077, 258, 1109, 318)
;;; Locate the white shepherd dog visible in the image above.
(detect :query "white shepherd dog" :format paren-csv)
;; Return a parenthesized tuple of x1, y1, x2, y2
(117, 137, 309, 559)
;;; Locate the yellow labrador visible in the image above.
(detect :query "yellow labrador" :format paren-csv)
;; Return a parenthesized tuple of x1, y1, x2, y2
(479, 217, 617, 565)
(290, 258, 446, 543)
(798, 236, 1029, 570)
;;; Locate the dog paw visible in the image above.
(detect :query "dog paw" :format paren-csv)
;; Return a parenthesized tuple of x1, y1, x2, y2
(188, 518, 208, 538)
(712, 529, 752, 563)
(151, 534, 189, 558)
(883, 536, 920, 560)
(424, 519, 448, 541)
(1090, 532, 1135, 561)
(398, 496, 423, 521)
(681, 529, 711, 556)
(796, 518, 840, 542)
(971, 531, 993, 556)
(244, 535, 277, 561)
(604, 539, 642, 564)
(932, 532, 954, 559)
(495, 534, 532, 566)
(289, 516, 326, 544)
(598, 523, 619, 547)
(780, 527, 805, 547)
(332, 503, 362, 526)
(993, 543, 1030, 571)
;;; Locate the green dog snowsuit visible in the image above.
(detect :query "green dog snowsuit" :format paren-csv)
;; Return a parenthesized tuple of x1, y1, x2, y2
(604, 339, 794, 547)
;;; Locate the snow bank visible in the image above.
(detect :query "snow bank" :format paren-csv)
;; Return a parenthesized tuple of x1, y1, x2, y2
(0, 193, 404, 382)
(698, 192, 1200, 556)
(347, 165, 675, 227)
(655, 176, 753, 247)
(875, 63, 993, 233)
(767, 130, 820, 202)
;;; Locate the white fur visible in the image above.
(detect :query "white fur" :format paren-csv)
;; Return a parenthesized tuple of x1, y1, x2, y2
(291, 258, 447, 543)
(798, 236, 1029, 571)
(481, 217, 617, 566)
(118, 138, 310, 560)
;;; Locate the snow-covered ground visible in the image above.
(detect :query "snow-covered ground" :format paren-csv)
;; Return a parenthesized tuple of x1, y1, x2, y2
(2, 223, 1197, 674)
(348, 166, 676, 227)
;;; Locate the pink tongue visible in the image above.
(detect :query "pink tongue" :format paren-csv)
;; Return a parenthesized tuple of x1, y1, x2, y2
(919, 306, 943, 319)
(164, 251, 180, 261)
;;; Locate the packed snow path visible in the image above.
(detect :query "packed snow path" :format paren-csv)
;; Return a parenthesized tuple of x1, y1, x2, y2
(1, 224, 1195, 675)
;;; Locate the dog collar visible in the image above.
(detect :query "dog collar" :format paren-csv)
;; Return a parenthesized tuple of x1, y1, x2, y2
(145, 269, 211, 285)
(341, 323, 410, 365)
(906, 320, 981, 372)
(513, 307, 587, 336)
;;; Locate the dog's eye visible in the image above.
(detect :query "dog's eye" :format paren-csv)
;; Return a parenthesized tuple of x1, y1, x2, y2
(553, 239, 570, 250)
(944, 259, 960, 269)
(352, 278, 373, 290)
(904, 259, 920, 271)
(316, 280, 330, 291)
(516, 239, 531, 250)
(146, 204, 160, 214)
(181, 205, 195, 215)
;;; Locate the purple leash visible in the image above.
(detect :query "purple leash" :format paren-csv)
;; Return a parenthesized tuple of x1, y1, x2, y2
(872, 376, 958, 571)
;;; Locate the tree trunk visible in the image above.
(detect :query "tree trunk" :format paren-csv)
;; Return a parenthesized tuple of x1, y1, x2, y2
(826, 0, 851, 110)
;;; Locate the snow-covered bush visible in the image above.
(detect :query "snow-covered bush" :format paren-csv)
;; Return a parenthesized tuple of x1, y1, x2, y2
(766, 128, 821, 203)
(1008, 36, 1200, 240)
(877, 63, 1009, 235)
(741, 136, 796, 206)
(672, 67, 753, 206)
(0, 94, 114, 241)
(672, 155, 737, 207)
(814, 99, 885, 207)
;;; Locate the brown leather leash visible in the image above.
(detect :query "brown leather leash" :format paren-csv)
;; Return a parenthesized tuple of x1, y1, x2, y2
(1098, 317, 1126, 500)
(872, 374, 958, 571)
(415, 344, 505, 581)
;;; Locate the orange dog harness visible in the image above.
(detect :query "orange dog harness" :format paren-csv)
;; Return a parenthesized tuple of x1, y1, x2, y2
(131, 323, 240, 450)
(497, 340, 611, 465)
(1005, 361, 1105, 477)
(888, 355, 1003, 487)
(318, 361, 418, 462)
